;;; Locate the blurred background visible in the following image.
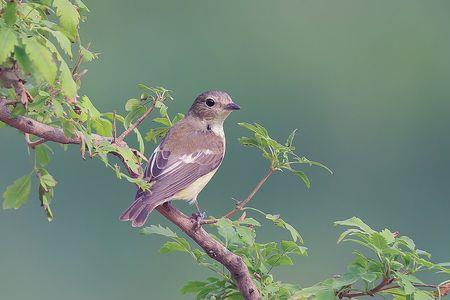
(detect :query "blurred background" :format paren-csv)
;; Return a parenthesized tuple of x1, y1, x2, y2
(1, 1, 450, 299)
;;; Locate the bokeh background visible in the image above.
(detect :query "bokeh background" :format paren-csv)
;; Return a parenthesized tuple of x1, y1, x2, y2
(1, 1, 450, 299)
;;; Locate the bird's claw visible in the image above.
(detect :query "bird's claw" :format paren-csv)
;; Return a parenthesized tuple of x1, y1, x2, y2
(191, 211, 207, 228)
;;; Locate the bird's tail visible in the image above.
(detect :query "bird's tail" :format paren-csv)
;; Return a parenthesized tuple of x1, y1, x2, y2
(119, 190, 159, 227)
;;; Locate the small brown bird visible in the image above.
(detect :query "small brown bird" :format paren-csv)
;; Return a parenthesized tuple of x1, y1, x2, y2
(120, 91, 240, 227)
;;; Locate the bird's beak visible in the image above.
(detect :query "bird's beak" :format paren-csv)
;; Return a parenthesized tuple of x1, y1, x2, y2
(226, 102, 241, 110)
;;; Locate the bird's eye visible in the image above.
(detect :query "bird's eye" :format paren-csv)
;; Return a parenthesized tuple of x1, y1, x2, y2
(205, 99, 215, 107)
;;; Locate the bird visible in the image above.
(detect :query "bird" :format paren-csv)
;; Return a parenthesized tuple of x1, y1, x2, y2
(119, 91, 240, 227)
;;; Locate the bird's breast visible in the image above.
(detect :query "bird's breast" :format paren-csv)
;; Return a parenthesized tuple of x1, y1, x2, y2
(172, 169, 218, 200)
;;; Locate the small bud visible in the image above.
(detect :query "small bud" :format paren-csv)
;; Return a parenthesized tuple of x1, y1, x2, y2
(238, 211, 246, 222)
(140, 93, 149, 101)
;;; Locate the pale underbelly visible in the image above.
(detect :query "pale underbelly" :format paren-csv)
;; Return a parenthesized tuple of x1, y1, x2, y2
(172, 170, 217, 201)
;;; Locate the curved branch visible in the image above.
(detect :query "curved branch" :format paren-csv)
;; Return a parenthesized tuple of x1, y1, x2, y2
(0, 99, 84, 144)
(157, 203, 260, 299)
(338, 278, 450, 299)
(224, 167, 275, 219)
(0, 98, 261, 299)
(201, 167, 275, 225)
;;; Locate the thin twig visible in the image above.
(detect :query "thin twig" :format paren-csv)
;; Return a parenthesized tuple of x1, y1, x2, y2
(116, 101, 156, 143)
(4, 100, 19, 106)
(28, 138, 47, 149)
(112, 111, 117, 143)
(72, 43, 90, 75)
(339, 278, 441, 299)
(201, 167, 276, 225)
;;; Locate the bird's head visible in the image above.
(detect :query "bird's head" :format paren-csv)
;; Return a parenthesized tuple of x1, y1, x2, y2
(188, 90, 240, 122)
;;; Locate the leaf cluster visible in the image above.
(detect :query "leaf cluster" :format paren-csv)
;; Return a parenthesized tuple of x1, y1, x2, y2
(0, 0, 94, 99)
(142, 209, 307, 299)
(238, 123, 332, 188)
(291, 217, 450, 300)
(143, 215, 450, 300)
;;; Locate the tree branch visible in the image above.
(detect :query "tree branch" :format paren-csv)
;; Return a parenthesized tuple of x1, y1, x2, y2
(338, 278, 450, 299)
(201, 167, 275, 225)
(157, 203, 260, 299)
(0, 97, 261, 299)
(116, 101, 156, 143)
(224, 167, 275, 219)
(0, 98, 86, 144)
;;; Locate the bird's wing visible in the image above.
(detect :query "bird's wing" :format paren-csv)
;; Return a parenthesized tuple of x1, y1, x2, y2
(120, 127, 224, 226)
(144, 129, 224, 200)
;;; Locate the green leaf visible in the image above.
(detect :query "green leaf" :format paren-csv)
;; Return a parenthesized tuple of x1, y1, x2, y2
(50, 30, 72, 58)
(60, 60, 77, 98)
(266, 214, 303, 243)
(239, 137, 260, 148)
(125, 106, 146, 128)
(370, 232, 388, 251)
(10, 104, 26, 117)
(153, 117, 171, 127)
(2, 173, 32, 210)
(334, 217, 375, 234)
(0, 121, 4, 129)
(14, 46, 33, 74)
(278, 254, 294, 266)
(216, 218, 238, 244)
(397, 273, 416, 295)
(80, 45, 97, 62)
(180, 281, 208, 295)
(39, 183, 54, 222)
(40, 173, 57, 190)
(361, 272, 378, 282)
(397, 236, 416, 250)
(281, 240, 307, 256)
(292, 170, 310, 188)
(80, 96, 101, 119)
(92, 118, 113, 137)
(235, 225, 256, 246)
(315, 288, 336, 300)
(23, 37, 57, 84)
(267, 254, 294, 266)
(53, 0, 80, 41)
(380, 228, 396, 245)
(140, 225, 178, 238)
(238, 217, 261, 227)
(414, 290, 434, 300)
(159, 241, 189, 254)
(4, 1, 17, 26)
(285, 128, 298, 147)
(337, 228, 363, 244)
(172, 113, 184, 124)
(73, 0, 89, 12)
(61, 119, 78, 137)
(0, 27, 18, 64)
(135, 129, 145, 154)
(125, 98, 141, 112)
(297, 156, 333, 174)
(35, 144, 53, 167)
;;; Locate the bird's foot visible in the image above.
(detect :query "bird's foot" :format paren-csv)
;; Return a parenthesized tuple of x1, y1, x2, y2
(191, 211, 207, 229)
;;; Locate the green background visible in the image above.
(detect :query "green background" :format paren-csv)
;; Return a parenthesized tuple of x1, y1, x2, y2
(1, 1, 450, 299)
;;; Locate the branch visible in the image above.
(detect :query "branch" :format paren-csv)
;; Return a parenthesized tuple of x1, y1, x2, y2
(116, 101, 156, 143)
(224, 167, 275, 218)
(0, 98, 88, 144)
(201, 167, 275, 225)
(72, 42, 90, 76)
(338, 278, 450, 299)
(157, 203, 260, 299)
(24, 133, 47, 149)
(339, 278, 392, 298)
(0, 97, 261, 299)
